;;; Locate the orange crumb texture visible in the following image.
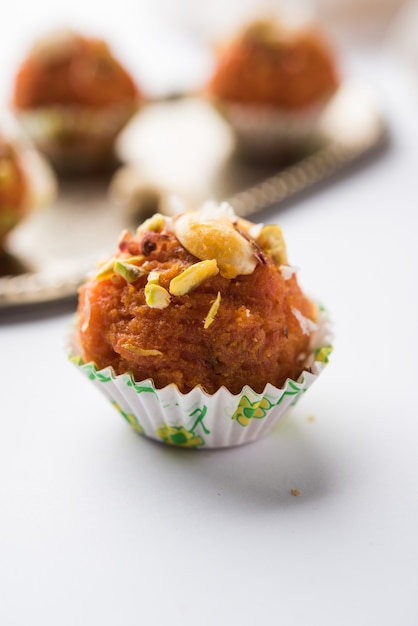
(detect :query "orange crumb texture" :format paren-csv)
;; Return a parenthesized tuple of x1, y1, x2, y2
(13, 30, 140, 109)
(207, 19, 339, 109)
(291, 488, 301, 496)
(77, 209, 317, 395)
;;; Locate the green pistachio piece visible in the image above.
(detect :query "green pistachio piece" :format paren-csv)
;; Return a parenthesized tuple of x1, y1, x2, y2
(136, 213, 165, 234)
(256, 225, 288, 265)
(204, 291, 221, 329)
(95, 258, 116, 281)
(144, 283, 170, 309)
(147, 271, 160, 284)
(124, 255, 145, 265)
(122, 344, 163, 356)
(114, 260, 146, 283)
(169, 259, 219, 296)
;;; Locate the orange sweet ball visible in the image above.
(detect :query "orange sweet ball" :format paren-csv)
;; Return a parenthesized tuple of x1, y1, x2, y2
(0, 135, 28, 244)
(13, 30, 139, 110)
(77, 205, 317, 395)
(11, 30, 141, 175)
(207, 19, 339, 110)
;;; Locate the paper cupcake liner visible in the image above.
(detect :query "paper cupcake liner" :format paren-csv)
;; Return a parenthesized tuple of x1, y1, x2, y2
(67, 305, 333, 449)
(215, 98, 331, 158)
(17, 102, 138, 175)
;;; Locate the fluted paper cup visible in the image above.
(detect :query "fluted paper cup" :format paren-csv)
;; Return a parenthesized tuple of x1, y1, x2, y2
(68, 305, 333, 449)
(215, 98, 330, 158)
(17, 102, 138, 175)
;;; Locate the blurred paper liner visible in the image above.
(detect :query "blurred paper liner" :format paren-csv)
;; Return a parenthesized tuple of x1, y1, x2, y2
(16, 102, 138, 175)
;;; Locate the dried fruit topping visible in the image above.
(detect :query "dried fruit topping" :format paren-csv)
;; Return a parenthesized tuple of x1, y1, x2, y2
(136, 212, 166, 234)
(121, 344, 162, 356)
(144, 282, 170, 309)
(204, 292, 221, 329)
(113, 260, 145, 283)
(142, 239, 157, 256)
(95, 257, 116, 281)
(256, 224, 288, 265)
(123, 255, 145, 265)
(147, 271, 161, 284)
(118, 229, 141, 255)
(174, 207, 257, 279)
(95, 257, 146, 282)
(169, 259, 219, 296)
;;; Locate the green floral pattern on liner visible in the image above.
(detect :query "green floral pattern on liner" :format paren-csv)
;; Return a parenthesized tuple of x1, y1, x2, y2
(126, 379, 159, 396)
(111, 401, 144, 434)
(155, 405, 210, 447)
(156, 424, 204, 448)
(232, 380, 308, 427)
(313, 345, 333, 363)
(71, 355, 211, 444)
(70, 356, 114, 383)
(70, 339, 333, 445)
(232, 396, 272, 427)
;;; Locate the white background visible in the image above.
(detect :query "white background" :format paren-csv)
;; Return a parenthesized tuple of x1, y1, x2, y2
(1, 2, 418, 625)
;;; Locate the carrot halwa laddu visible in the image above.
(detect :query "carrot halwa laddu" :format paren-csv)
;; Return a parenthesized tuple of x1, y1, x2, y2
(12, 29, 140, 174)
(13, 30, 139, 110)
(207, 18, 339, 109)
(77, 204, 317, 395)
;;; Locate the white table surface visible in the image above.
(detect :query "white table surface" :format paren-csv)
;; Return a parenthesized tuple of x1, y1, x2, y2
(1, 4, 418, 625)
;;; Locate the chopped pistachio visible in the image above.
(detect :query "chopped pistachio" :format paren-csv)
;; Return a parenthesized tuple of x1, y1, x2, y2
(137, 212, 165, 234)
(147, 271, 160, 285)
(95, 256, 148, 282)
(204, 292, 221, 329)
(145, 282, 170, 309)
(95, 258, 116, 281)
(122, 344, 163, 356)
(256, 224, 288, 265)
(124, 255, 145, 265)
(235, 217, 263, 240)
(169, 259, 219, 296)
(114, 260, 145, 283)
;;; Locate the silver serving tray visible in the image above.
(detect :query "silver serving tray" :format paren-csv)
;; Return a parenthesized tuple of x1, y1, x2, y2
(0, 80, 387, 309)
